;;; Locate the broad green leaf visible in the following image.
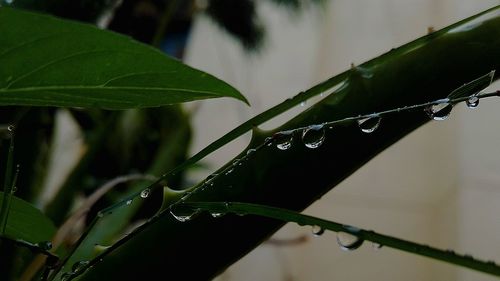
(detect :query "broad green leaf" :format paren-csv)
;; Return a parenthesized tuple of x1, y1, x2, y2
(0, 191, 56, 244)
(0, 8, 247, 109)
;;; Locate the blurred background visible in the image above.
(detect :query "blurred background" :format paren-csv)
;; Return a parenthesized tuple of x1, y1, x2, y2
(2, 0, 499, 280)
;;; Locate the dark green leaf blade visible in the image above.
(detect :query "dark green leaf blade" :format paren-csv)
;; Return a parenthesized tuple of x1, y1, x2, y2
(0, 8, 247, 109)
(0, 191, 56, 244)
(183, 202, 500, 277)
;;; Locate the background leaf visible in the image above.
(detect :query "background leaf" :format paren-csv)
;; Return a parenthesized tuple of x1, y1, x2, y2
(0, 8, 247, 109)
(0, 191, 56, 244)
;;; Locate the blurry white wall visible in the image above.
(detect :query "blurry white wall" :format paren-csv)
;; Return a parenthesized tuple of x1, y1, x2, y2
(184, 1, 500, 280)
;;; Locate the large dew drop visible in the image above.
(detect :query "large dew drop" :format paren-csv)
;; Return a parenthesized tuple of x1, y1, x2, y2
(336, 232, 364, 251)
(466, 95, 479, 109)
(425, 101, 453, 121)
(357, 116, 381, 133)
(311, 225, 325, 237)
(275, 131, 294, 151)
(302, 125, 325, 149)
(140, 188, 150, 199)
(170, 205, 199, 222)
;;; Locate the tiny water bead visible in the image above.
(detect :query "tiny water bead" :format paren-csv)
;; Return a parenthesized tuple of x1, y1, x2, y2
(302, 125, 325, 149)
(466, 95, 479, 109)
(7, 124, 14, 132)
(357, 116, 381, 133)
(210, 212, 225, 218)
(126, 199, 133, 205)
(425, 100, 453, 121)
(246, 148, 256, 155)
(72, 260, 90, 273)
(336, 232, 364, 251)
(140, 188, 150, 198)
(37, 241, 52, 251)
(311, 225, 324, 237)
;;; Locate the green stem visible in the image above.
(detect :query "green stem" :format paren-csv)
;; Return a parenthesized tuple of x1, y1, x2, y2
(0, 133, 15, 234)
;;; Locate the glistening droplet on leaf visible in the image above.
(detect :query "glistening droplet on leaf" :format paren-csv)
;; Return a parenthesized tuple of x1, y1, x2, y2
(72, 260, 90, 273)
(140, 188, 150, 199)
(170, 205, 200, 222)
(357, 116, 381, 133)
(275, 131, 294, 151)
(336, 232, 364, 251)
(302, 125, 325, 149)
(210, 212, 225, 218)
(246, 148, 256, 155)
(466, 95, 479, 109)
(311, 225, 324, 237)
(425, 101, 453, 121)
(7, 124, 14, 132)
(126, 199, 133, 205)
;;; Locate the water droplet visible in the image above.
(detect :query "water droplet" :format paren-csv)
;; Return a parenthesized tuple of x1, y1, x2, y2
(246, 148, 256, 155)
(37, 241, 52, 251)
(210, 212, 225, 218)
(275, 131, 294, 151)
(357, 116, 381, 133)
(61, 272, 74, 281)
(7, 124, 14, 132)
(72, 260, 89, 273)
(466, 95, 479, 109)
(336, 232, 364, 251)
(224, 168, 234, 175)
(425, 100, 453, 121)
(311, 225, 324, 236)
(300, 101, 307, 107)
(140, 188, 150, 199)
(302, 125, 325, 149)
(372, 242, 383, 250)
(126, 199, 132, 205)
(170, 205, 199, 222)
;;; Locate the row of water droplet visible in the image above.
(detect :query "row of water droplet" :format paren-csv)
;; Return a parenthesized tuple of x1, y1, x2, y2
(67, 91, 493, 278)
(156, 91, 492, 219)
(273, 92, 487, 152)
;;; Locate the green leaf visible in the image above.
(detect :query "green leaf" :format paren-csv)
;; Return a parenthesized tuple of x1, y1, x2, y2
(182, 202, 500, 277)
(447, 70, 495, 99)
(0, 8, 247, 109)
(0, 191, 56, 244)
